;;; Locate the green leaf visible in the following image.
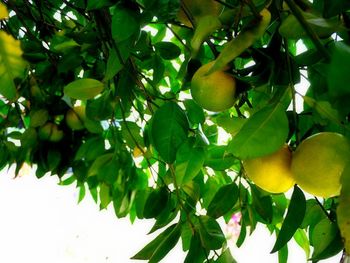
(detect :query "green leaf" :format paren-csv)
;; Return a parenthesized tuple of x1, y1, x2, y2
(154, 42, 181, 60)
(271, 186, 306, 253)
(175, 140, 205, 185)
(328, 42, 350, 98)
(0, 31, 27, 100)
(197, 215, 226, 250)
(143, 187, 169, 219)
(112, 6, 139, 42)
(131, 223, 181, 262)
(104, 48, 126, 81)
(87, 153, 114, 177)
(151, 102, 189, 163)
(251, 186, 273, 224)
(184, 232, 207, 263)
(75, 136, 105, 161)
(228, 104, 289, 159)
(303, 97, 341, 124)
(311, 218, 341, 260)
(337, 163, 350, 253)
(64, 78, 105, 100)
(216, 114, 246, 136)
(207, 183, 239, 219)
(183, 99, 205, 125)
(216, 249, 237, 263)
(99, 183, 111, 209)
(293, 229, 310, 259)
(87, 0, 113, 10)
(279, 11, 340, 39)
(204, 145, 238, 171)
(278, 244, 288, 263)
(86, 93, 114, 121)
(30, 109, 49, 127)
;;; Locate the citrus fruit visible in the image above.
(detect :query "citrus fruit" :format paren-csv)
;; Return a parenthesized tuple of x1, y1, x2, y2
(291, 132, 350, 198)
(243, 145, 295, 194)
(66, 105, 86, 130)
(191, 61, 236, 112)
(38, 122, 64, 142)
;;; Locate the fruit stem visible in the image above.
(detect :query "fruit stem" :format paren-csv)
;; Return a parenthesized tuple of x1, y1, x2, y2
(314, 196, 335, 223)
(284, 0, 331, 61)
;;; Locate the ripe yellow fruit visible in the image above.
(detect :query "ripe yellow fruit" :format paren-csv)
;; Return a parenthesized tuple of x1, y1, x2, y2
(243, 145, 295, 194)
(191, 62, 236, 112)
(177, 0, 223, 27)
(291, 132, 350, 198)
(38, 122, 64, 142)
(66, 105, 86, 130)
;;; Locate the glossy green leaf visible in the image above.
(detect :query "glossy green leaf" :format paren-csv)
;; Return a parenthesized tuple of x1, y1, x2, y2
(143, 187, 169, 219)
(99, 183, 111, 209)
(279, 11, 340, 39)
(154, 42, 181, 60)
(183, 99, 205, 125)
(207, 183, 239, 219)
(175, 141, 205, 185)
(204, 145, 238, 171)
(64, 78, 105, 100)
(328, 42, 350, 98)
(151, 102, 189, 163)
(228, 104, 289, 159)
(251, 186, 273, 224)
(216, 114, 246, 136)
(104, 48, 125, 81)
(87, 153, 114, 177)
(197, 215, 226, 250)
(271, 186, 306, 253)
(311, 218, 341, 260)
(0, 31, 27, 100)
(184, 232, 207, 263)
(131, 223, 180, 262)
(112, 6, 139, 42)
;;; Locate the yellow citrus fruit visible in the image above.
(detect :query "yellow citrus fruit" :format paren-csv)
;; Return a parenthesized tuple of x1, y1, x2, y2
(66, 105, 86, 130)
(243, 145, 295, 193)
(191, 61, 236, 112)
(177, 0, 223, 27)
(291, 132, 350, 198)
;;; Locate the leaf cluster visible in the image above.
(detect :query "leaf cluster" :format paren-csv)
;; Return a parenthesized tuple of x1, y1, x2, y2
(0, 0, 350, 262)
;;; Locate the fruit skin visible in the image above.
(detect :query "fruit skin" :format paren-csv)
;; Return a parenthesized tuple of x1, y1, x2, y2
(66, 105, 86, 130)
(291, 132, 350, 198)
(191, 61, 236, 112)
(243, 145, 295, 194)
(38, 122, 64, 142)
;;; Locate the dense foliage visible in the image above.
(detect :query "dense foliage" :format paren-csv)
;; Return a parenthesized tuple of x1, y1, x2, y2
(0, 0, 350, 262)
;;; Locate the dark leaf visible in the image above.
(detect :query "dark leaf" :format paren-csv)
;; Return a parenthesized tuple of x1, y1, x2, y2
(271, 186, 306, 253)
(207, 183, 239, 219)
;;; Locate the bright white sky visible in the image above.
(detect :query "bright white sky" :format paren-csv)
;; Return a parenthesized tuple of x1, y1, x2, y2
(0, 165, 342, 263)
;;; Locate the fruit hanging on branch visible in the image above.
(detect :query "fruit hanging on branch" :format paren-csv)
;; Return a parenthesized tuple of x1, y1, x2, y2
(190, 61, 236, 112)
(291, 132, 350, 198)
(243, 144, 295, 194)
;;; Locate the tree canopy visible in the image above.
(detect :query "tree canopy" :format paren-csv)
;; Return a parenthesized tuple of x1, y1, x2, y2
(0, 0, 350, 262)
